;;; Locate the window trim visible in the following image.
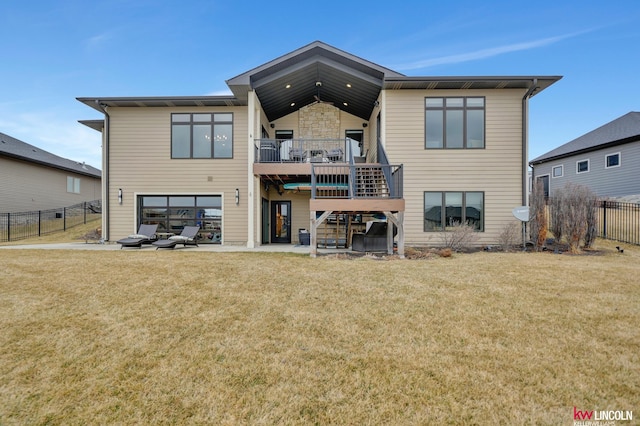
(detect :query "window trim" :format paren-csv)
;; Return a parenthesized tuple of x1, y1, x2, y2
(136, 193, 224, 244)
(605, 152, 621, 169)
(552, 165, 563, 178)
(171, 112, 234, 159)
(424, 96, 486, 149)
(423, 191, 485, 232)
(536, 174, 550, 198)
(66, 176, 81, 194)
(576, 159, 590, 174)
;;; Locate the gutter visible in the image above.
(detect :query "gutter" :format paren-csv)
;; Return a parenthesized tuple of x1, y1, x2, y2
(522, 79, 537, 206)
(95, 101, 110, 241)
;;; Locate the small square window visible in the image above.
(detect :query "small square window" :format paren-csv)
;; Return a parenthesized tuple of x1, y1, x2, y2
(606, 153, 620, 168)
(552, 165, 563, 178)
(577, 160, 589, 173)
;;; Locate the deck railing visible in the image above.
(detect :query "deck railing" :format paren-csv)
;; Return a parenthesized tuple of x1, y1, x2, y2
(255, 138, 363, 163)
(310, 164, 403, 199)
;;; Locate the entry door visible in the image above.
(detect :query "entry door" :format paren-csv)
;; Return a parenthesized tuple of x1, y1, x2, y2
(271, 201, 291, 243)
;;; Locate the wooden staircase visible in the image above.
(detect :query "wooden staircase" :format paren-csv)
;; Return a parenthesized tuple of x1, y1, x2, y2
(355, 166, 390, 198)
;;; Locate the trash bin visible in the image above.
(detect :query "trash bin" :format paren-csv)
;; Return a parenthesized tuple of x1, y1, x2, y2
(298, 228, 310, 245)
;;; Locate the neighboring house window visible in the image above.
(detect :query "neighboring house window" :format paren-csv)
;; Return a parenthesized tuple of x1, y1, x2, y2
(67, 176, 80, 193)
(552, 165, 563, 178)
(424, 191, 484, 231)
(171, 113, 233, 159)
(536, 175, 550, 198)
(606, 153, 620, 168)
(576, 159, 589, 173)
(425, 97, 485, 149)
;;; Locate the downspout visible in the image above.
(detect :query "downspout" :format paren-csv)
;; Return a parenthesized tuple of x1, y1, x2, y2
(95, 101, 110, 241)
(522, 79, 537, 206)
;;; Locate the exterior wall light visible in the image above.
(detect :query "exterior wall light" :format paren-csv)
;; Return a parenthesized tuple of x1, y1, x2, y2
(235, 188, 239, 205)
(118, 188, 123, 204)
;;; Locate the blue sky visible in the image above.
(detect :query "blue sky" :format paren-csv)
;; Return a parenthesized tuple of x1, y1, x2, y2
(1, 0, 639, 169)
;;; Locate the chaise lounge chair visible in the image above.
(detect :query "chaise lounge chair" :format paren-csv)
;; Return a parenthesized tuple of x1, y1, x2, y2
(152, 225, 200, 250)
(116, 224, 158, 249)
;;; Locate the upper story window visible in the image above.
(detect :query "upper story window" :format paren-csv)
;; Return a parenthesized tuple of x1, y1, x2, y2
(425, 97, 485, 149)
(171, 113, 233, 159)
(552, 165, 563, 178)
(576, 159, 589, 173)
(606, 153, 620, 168)
(67, 176, 80, 193)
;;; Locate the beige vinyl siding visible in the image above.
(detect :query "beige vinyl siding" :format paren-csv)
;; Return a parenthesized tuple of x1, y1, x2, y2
(0, 157, 101, 213)
(107, 107, 248, 243)
(271, 112, 299, 137)
(384, 89, 526, 246)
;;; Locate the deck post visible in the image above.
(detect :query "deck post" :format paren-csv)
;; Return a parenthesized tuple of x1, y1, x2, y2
(384, 211, 405, 259)
(310, 210, 317, 257)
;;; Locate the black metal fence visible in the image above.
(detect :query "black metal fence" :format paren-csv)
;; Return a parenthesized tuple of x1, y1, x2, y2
(0, 200, 101, 242)
(599, 200, 640, 245)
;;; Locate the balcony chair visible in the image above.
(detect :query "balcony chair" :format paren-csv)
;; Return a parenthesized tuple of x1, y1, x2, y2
(152, 225, 201, 249)
(326, 148, 343, 162)
(116, 224, 158, 249)
(289, 148, 307, 162)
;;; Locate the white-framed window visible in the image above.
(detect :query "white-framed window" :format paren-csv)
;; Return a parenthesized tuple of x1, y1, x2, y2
(536, 174, 550, 198)
(576, 159, 590, 174)
(67, 176, 80, 193)
(605, 152, 620, 169)
(552, 165, 563, 178)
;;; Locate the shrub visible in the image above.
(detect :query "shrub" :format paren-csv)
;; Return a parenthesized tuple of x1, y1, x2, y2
(498, 221, 521, 252)
(439, 222, 480, 252)
(529, 180, 548, 251)
(557, 183, 598, 253)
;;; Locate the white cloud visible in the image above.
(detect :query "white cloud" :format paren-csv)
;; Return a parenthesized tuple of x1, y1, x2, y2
(393, 31, 587, 71)
(84, 32, 114, 52)
(0, 110, 102, 169)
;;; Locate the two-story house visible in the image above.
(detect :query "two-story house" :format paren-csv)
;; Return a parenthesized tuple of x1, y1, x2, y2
(78, 41, 560, 256)
(530, 112, 640, 198)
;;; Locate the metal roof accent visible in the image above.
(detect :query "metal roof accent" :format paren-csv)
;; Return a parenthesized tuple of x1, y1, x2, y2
(0, 132, 101, 178)
(382, 76, 561, 95)
(76, 96, 246, 113)
(530, 112, 640, 164)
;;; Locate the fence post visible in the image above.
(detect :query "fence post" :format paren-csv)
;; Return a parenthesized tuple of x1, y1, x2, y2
(602, 200, 607, 239)
(7, 213, 10, 242)
(38, 211, 41, 237)
(84, 202, 87, 224)
(63, 207, 67, 231)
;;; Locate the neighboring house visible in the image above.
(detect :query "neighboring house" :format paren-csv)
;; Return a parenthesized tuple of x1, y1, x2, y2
(530, 112, 640, 198)
(0, 132, 101, 213)
(78, 41, 560, 255)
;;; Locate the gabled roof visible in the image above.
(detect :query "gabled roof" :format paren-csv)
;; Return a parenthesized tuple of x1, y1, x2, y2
(226, 41, 404, 122)
(0, 132, 101, 178)
(78, 40, 561, 124)
(530, 112, 640, 165)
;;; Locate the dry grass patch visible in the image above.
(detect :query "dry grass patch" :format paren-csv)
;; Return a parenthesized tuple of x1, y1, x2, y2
(0, 242, 638, 424)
